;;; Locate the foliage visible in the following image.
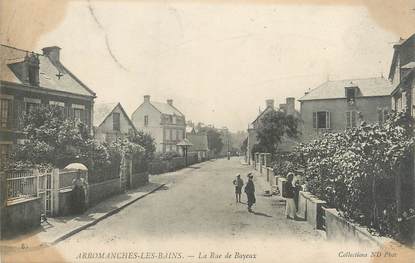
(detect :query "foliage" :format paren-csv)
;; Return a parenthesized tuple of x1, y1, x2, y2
(12, 105, 91, 168)
(296, 111, 414, 241)
(154, 151, 182, 161)
(127, 130, 156, 161)
(198, 126, 224, 155)
(241, 138, 248, 154)
(254, 110, 300, 155)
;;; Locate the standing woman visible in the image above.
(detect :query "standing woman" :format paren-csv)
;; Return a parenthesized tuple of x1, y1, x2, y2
(71, 171, 87, 214)
(284, 172, 296, 219)
(244, 173, 256, 212)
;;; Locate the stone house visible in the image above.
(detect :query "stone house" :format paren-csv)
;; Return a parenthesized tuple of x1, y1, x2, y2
(93, 102, 137, 143)
(186, 128, 209, 161)
(388, 33, 415, 213)
(247, 97, 298, 164)
(131, 95, 186, 153)
(0, 44, 96, 169)
(298, 77, 393, 142)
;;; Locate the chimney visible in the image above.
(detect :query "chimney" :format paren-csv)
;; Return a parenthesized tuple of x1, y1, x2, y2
(286, 97, 295, 116)
(167, 99, 173, 106)
(42, 46, 61, 62)
(279, 103, 287, 112)
(265, 99, 274, 109)
(144, 95, 150, 102)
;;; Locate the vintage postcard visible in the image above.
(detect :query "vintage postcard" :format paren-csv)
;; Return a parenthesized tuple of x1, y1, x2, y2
(0, 0, 414, 262)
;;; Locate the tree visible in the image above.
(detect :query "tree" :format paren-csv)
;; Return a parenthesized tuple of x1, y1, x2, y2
(241, 137, 248, 154)
(12, 105, 91, 168)
(198, 126, 224, 155)
(127, 130, 156, 161)
(255, 111, 300, 155)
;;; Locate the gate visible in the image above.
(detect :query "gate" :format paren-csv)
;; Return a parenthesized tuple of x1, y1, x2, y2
(38, 170, 53, 216)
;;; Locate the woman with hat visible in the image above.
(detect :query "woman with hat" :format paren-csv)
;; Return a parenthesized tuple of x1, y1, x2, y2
(244, 173, 256, 212)
(233, 174, 244, 203)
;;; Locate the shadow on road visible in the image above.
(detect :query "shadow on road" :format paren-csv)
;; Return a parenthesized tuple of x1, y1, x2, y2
(251, 211, 273, 218)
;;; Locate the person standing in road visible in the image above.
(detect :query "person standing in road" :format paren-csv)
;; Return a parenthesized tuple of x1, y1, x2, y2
(284, 172, 296, 219)
(233, 174, 244, 203)
(244, 173, 256, 212)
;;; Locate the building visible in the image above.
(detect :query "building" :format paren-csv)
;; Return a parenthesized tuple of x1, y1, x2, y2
(131, 95, 186, 153)
(246, 97, 298, 164)
(298, 77, 393, 142)
(388, 33, 415, 213)
(93, 102, 137, 143)
(389, 34, 415, 116)
(0, 44, 96, 168)
(186, 127, 209, 161)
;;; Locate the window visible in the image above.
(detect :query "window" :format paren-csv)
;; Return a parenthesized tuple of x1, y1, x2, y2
(378, 108, 389, 124)
(313, 111, 331, 129)
(0, 99, 12, 128)
(73, 108, 84, 123)
(113, 112, 120, 131)
(346, 111, 358, 128)
(345, 87, 357, 104)
(176, 129, 179, 140)
(169, 129, 173, 140)
(168, 115, 173, 123)
(144, 115, 149, 126)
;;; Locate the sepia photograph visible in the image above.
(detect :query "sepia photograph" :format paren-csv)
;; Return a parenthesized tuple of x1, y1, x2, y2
(0, 0, 414, 262)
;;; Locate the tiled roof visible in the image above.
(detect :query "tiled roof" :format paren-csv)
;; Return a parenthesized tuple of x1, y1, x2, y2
(299, 77, 393, 101)
(151, 101, 184, 116)
(187, 133, 209, 152)
(93, 102, 119, 127)
(0, 44, 95, 97)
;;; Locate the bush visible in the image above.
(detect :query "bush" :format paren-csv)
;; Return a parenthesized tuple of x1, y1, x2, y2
(295, 112, 414, 241)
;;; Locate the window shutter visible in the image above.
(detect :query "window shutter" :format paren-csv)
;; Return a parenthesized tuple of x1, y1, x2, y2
(326, 111, 331, 129)
(346, 112, 351, 128)
(312, 112, 317, 128)
(351, 111, 356, 127)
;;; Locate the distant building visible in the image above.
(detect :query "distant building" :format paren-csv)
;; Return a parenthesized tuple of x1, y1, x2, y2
(0, 44, 96, 168)
(93, 102, 137, 143)
(298, 77, 393, 142)
(186, 128, 209, 161)
(247, 97, 298, 164)
(389, 34, 415, 116)
(131, 95, 186, 153)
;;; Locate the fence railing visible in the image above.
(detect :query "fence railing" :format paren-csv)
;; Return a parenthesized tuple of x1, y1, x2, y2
(5, 169, 38, 201)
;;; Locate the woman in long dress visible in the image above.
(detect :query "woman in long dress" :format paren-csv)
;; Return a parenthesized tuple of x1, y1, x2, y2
(285, 173, 296, 219)
(71, 172, 86, 214)
(244, 174, 256, 212)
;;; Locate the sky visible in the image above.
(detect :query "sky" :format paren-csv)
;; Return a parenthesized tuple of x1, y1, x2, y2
(24, 1, 406, 131)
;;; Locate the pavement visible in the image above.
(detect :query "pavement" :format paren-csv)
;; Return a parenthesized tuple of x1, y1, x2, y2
(2, 158, 338, 263)
(0, 182, 166, 250)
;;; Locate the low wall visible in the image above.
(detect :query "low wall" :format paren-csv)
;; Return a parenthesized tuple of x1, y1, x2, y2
(88, 178, 121, 206)
(58, 189, 73, 216)
(296, 191, 311, 220)
(131, 172, 149, 188)
(324, 208, 394, 247)
(306, 195, 326, 230)
(2, 198, 41, 237)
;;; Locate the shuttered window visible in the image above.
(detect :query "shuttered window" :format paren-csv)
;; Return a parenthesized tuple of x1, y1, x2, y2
(346, 111, 357, 128)
(0, 99, 12, 128)
(313, 111, 331, 129)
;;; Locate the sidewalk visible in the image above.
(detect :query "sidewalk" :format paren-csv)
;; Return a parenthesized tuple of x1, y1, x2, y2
(0, 182, 166, 250)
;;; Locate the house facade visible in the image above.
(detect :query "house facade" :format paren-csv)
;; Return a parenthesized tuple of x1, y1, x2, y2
(0, 45, 96, 169)
(131, 95, 186, 153)
(247, 97, 298, 164)
(186, 128, 209, 161)
(299, 77, 393, 142)
(94, 102, 137, 143)
(389, 34, 415, 116)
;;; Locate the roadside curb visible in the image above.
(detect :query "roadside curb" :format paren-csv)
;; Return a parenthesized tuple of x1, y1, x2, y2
(1, 183, 166, 251)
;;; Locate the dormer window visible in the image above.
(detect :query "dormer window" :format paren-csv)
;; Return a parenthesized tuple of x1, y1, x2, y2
(26, 52, 40, 86)
(345, 87, 357, 105)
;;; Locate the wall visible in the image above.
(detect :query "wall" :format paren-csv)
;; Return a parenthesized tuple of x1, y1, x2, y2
(300, 96, 392, 142)
(130, 172, 149, 189)
(131, 102, 164, 152)
(2, 198, 42, 237)
(88, 178, 122, 206)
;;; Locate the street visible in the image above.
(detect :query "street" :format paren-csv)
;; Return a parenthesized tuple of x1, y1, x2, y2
(5, 158, 375, 263)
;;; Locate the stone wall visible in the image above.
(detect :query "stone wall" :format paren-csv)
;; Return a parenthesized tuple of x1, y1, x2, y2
(130, 172, 149, 189)
(88, 178, 122, 206)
